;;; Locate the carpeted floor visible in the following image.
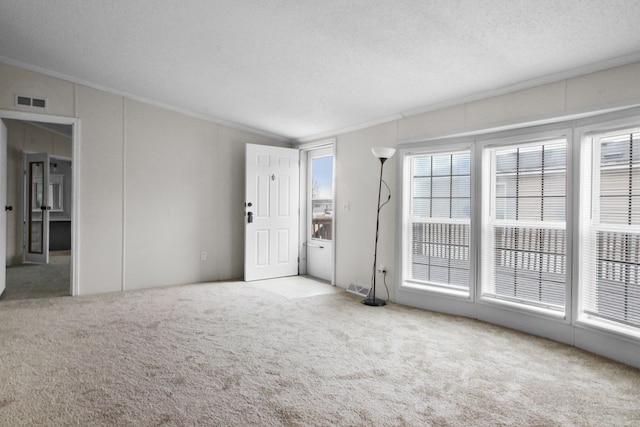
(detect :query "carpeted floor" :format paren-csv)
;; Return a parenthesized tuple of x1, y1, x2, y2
(0, 277, 639, 426)
(2, 252, 70, 301)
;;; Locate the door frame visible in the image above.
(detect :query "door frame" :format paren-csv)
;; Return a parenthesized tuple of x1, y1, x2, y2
(0, 109, 79, 296)
(298, 139, 336, 285)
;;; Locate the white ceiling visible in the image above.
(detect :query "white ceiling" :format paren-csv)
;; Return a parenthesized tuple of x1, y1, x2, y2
(2, 1, 640, 142)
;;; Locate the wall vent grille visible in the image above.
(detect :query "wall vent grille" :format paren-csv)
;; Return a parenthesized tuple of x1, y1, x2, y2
(346, 283, 369, 297)
(15, 95, 47, 109)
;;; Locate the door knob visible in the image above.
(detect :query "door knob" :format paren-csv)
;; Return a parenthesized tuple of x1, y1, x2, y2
(247, 211, 253, 223)
(5, 205, 12, 211)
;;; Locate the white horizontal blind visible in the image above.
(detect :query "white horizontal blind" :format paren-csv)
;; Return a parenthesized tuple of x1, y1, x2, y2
(410, 151, 471, 291)
(582, 131, 640, 328)
(483, 139, 567, 311)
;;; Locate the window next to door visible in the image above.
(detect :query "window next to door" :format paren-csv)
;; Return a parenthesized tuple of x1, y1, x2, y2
(311, 155, 333, 241)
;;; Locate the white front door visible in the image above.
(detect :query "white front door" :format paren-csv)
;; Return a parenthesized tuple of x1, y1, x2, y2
(0, 121, 7, 295)
(245, 144, 299, 281)
(306, 147, 334, 281)
(24, 152, 50, 264)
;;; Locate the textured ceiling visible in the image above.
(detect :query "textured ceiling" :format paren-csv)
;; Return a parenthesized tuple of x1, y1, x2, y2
(1, 1, 640, 141)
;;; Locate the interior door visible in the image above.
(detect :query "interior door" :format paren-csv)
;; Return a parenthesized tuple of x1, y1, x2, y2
(245, 143, 299, 281)
(24, 152, 50, 264)
(0, 120, 7, 295)
(306, 147, 334, 281)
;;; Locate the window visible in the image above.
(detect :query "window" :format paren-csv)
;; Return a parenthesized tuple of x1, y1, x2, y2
(49, 173, 64, 212)
(399, 111, 640, 362)
(407, 150, 471, 293)
(310, 155, 333, 240)
(482, 139, 567, 312)
(581, 129, 640, 332)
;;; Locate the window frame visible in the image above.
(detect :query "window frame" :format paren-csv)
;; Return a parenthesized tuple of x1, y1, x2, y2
(309, 152, 334, 242)
(398, 127, 574, 322)
(479, 133, 570, 318)
(399, 141, 475, 299)
(577, 120, 640, 340)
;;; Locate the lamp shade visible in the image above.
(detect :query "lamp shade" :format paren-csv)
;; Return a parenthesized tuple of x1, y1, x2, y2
(371, 147, 396, 160)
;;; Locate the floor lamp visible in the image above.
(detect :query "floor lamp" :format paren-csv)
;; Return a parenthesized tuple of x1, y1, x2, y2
(362, 147, 396, 307)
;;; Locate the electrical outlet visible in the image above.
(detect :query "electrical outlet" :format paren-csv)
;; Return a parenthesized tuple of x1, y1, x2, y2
(377, 265, 386, 274)
(200, 251, 207, 261)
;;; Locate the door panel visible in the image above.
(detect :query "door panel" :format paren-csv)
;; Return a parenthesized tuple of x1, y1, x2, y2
(24, 152, 49, 264)
(245, 144, 299, 281)
(277, 175, 291, 216)
(306, 147, 334, 281)
(256, 230, 269, 266)
(257, 175, 270, 217)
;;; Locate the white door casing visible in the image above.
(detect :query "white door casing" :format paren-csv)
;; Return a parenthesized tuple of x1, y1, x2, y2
(24, 152, 50, 264)
(0, 120, 7, 295)
(306, 147, 334, 282)
(245, 144, 299, 281)
(0, 109, 78, 296)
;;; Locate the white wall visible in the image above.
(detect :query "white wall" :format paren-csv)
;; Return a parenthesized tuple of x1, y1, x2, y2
(0, 64, 75, 118)
(334, 122, 398, 300)
(0, 62, 286, 295)
(124, 99, 216, 290)
(76, 85, 125, 294)
(122, 100, 280, 290)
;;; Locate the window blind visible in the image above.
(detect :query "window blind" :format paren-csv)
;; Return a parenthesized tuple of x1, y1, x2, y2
(410, 151, 470, 290)
(483, 140, 567, 310)
(582, 132, 640, 328)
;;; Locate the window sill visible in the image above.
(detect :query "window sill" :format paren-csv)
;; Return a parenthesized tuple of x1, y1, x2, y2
(576, 315, 640, 342)
(400, 280, 470, 299)
(479, 296, 567, 320)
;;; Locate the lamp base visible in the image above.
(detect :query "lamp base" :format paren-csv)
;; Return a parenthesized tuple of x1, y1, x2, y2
(361, 297, 386, 307)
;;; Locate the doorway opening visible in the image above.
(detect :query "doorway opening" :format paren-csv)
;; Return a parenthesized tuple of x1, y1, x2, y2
(0, 112, 78, 301)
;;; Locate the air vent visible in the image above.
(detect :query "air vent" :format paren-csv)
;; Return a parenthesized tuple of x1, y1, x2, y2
(346, 283, 369, 297)
(16, 96, 31, 106)
(15, 95, 47, 109)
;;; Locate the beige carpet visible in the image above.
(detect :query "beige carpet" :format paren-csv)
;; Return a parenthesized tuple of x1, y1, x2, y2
(2, 252, 70, 301)
(0, 278, 639, 426)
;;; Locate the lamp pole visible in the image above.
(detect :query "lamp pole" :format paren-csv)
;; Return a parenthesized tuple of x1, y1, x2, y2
(362, 154, 390, 306)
